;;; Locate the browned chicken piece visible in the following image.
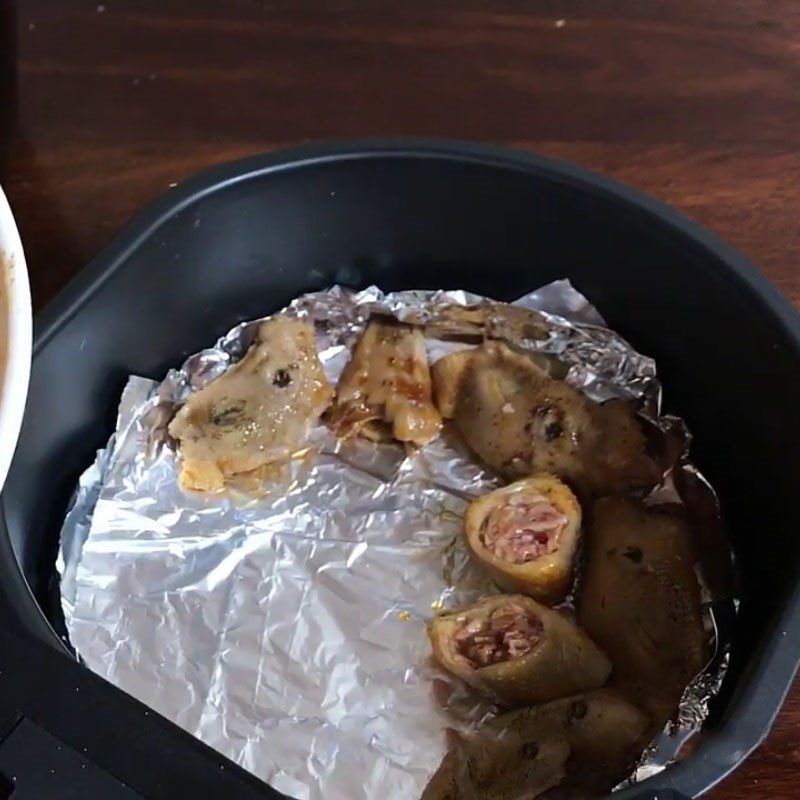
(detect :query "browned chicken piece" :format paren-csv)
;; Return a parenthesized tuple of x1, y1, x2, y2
(168, 317, 333, 491)
(421, 690, 649, 800)
(421, 736, 569, 800)
(578, 497, 709, 725)
(431, 349, 474, 419)
(424, 304, 491, 342)
(328, 316, 442, 445)
(508, 690, 650, 800)
(464, 475, 582, 604)
(432, 342, 657, 494)
(586, 399, 656, 493)
(428, 595, 611, 708)
(425, 303, 551, 346)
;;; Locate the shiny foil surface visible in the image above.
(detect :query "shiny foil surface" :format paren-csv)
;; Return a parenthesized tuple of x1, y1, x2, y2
(57, 281, 736, 799)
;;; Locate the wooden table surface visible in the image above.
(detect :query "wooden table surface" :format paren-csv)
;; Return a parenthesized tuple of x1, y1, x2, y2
(4, 1, 799, 797)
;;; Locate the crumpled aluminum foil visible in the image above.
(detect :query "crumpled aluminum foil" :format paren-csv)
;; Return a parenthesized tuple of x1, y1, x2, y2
(57, 280, 736, 800)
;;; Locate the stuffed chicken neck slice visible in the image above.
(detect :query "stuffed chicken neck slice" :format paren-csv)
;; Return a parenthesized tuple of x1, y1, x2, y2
(428, 595, 610, 708)
(168, 317, 332, 491)
(432, 342, 656, 494)
(328, 317, 442, 445)
(465, 474, 581, 603)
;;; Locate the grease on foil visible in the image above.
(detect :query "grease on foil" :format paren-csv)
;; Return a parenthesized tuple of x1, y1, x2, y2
(57, 281, 736, 800)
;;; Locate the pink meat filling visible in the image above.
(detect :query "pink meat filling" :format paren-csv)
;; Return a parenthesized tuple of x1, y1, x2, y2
(479, 493, 568, 564)
(455, 604, 544, 668)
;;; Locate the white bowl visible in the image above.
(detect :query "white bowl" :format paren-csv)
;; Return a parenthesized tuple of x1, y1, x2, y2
(0, 183, 31, 494)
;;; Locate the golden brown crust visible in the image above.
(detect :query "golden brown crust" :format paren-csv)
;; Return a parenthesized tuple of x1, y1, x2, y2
(428, 595, 611, 708)
(464, 475, 582, 604)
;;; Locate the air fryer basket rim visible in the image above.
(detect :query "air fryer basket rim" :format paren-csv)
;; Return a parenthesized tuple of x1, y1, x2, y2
(14, 138, 800, 799)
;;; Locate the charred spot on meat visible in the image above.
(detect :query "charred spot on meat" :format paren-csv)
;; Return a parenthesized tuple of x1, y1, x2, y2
(272, 368, 292, 388)
(209, 400, 246, 427)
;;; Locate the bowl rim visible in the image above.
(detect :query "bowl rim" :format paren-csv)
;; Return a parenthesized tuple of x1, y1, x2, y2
(0, 182, 31, 497)
(19, 138, 800, 800)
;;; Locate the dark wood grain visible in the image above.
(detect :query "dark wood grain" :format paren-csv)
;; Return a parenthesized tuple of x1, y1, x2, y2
(4, 1, 800, 798)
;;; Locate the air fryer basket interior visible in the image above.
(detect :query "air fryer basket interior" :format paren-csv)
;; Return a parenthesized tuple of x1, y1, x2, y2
(3, 141, 799, 799)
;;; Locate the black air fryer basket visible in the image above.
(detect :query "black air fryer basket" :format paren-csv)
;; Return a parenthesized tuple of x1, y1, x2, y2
(0, 141, 798, 799)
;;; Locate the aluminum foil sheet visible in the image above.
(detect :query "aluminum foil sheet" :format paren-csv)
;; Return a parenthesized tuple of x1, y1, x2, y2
(57, 281, 736, 800)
